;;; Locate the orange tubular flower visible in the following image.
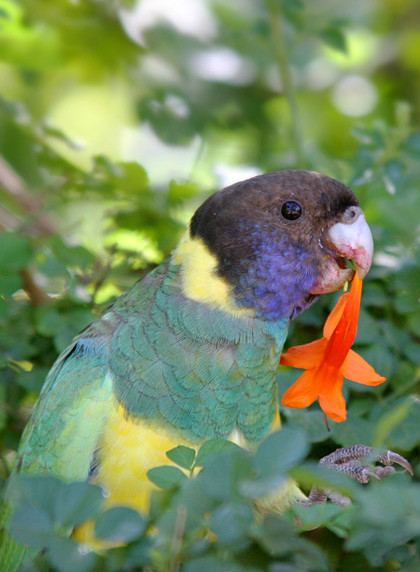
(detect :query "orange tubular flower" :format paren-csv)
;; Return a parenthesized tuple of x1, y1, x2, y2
(280, 272, 386, 422)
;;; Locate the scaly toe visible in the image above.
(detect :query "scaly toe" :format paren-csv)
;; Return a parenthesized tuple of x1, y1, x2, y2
(374, 465, 395, 479)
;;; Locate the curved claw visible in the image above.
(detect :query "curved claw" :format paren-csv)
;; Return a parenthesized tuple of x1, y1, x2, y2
(377, 450, 414, 475)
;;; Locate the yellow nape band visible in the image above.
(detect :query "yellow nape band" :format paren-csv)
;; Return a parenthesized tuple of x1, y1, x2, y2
(172, 231, 253, 317)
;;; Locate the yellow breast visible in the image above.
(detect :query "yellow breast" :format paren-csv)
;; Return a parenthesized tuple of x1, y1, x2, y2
(73, 401, 192, 544)
(97, 402, 192, 511)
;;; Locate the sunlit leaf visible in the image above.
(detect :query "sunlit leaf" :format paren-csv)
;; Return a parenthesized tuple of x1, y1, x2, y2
(147, 465, 188, 489)
(166, 445, 196, 470)
(95, 506, 146, 542)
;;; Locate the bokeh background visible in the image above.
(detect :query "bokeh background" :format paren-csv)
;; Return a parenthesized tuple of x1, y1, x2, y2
(0, 1, 419, 571)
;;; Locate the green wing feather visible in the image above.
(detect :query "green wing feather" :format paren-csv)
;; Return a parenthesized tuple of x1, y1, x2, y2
(17, 356, 112, 478)
(0, 324, 112, 570)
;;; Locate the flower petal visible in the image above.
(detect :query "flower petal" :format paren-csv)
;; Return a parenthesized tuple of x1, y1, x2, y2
(342, 350, 387, 386)
(279, 272, 385, 422)
(323, 294, 348, 338)
(280, 338, 328, 369)
(324, 272, 363, 365)
(318, 376, 347, 422)
(281, 369, 320, 409)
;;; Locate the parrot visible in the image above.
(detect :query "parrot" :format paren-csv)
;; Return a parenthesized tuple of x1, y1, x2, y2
(0, 170, 411, 570)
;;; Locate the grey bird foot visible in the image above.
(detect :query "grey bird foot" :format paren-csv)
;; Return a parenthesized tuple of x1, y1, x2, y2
(301, 444, 414, 508)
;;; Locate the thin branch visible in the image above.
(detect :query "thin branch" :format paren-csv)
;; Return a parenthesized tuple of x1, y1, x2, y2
(169, 505, 187, 572)
(0, 155, 56, 235)
(268, 1, 305, 168)
(20, 269, 49, 306)
(0, 155, 53, 305)
(0, 206, 19, 231)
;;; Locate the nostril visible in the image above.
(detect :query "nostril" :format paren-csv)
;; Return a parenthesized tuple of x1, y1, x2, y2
(343, 206, 361, 224)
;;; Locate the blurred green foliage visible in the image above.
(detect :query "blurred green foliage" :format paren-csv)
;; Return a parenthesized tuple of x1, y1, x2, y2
(0, 0, 419, 570)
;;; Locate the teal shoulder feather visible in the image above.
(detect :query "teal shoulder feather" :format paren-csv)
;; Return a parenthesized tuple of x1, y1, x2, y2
(109, 260, 289, 444)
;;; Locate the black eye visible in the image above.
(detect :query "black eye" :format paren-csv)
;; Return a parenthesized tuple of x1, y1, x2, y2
(281, 201, 302, 220)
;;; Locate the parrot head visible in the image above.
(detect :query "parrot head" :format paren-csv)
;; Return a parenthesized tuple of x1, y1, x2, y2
(189, 170, 373, 321)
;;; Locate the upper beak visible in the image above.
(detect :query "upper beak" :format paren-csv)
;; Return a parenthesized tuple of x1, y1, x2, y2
(328, 207, 373, 279)
(310, 206, 374, 294)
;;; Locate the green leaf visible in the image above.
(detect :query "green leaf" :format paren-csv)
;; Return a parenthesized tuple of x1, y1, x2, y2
(292, 502, 345, 531)
(209, 502, 254, 545)
(319, 27, 347, 53)
(0, 272, 22, 296)
(168, 180, 200, 204)
(0, 383, 6, 431)
(166, 445, 196, 470)
(331, 414, 374, 447)
(95, 506, 146, 542)
(15, 366, 49, 393)
(354, 474, 420, 528)
(281, 410, 331, 443)
(7, 475, 104, 530)
(196, 439, 241, 467)
(356, 345, 395, 381)
(394, 264, 420, 314)
(184, 556, 256, 572)
(402, 133, 420, 158)
(199, 449, 253, 501)
(121, 536, 153, 567)
(240, 429, 308, 499)
(256, 515, 329, 570)
(53, 481, 104, 528)
(9, 505, 54, 549)
(381, 160, 405, 194)
(383, 400, 420, 450)
(147, 465, 188, 489)
(254, 428, 308, 477)
(178, 477, 216, 526)
(239, 474, 289, 500)
(292, 538, 330, 572)
(281, 0, 304, 27)
(34, 306, 63, 336)
(7, 475, 62, 519)
(48, 537, 97, 572)
(255, 514, 296, 555)
(49, 237, 96, 267)
(111, 161, 149, 195)
(0, 232, 32, 271)
(373, 398, 414, 447)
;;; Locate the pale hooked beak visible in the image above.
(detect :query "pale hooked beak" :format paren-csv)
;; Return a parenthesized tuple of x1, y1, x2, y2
(311, 206, 374, 294)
